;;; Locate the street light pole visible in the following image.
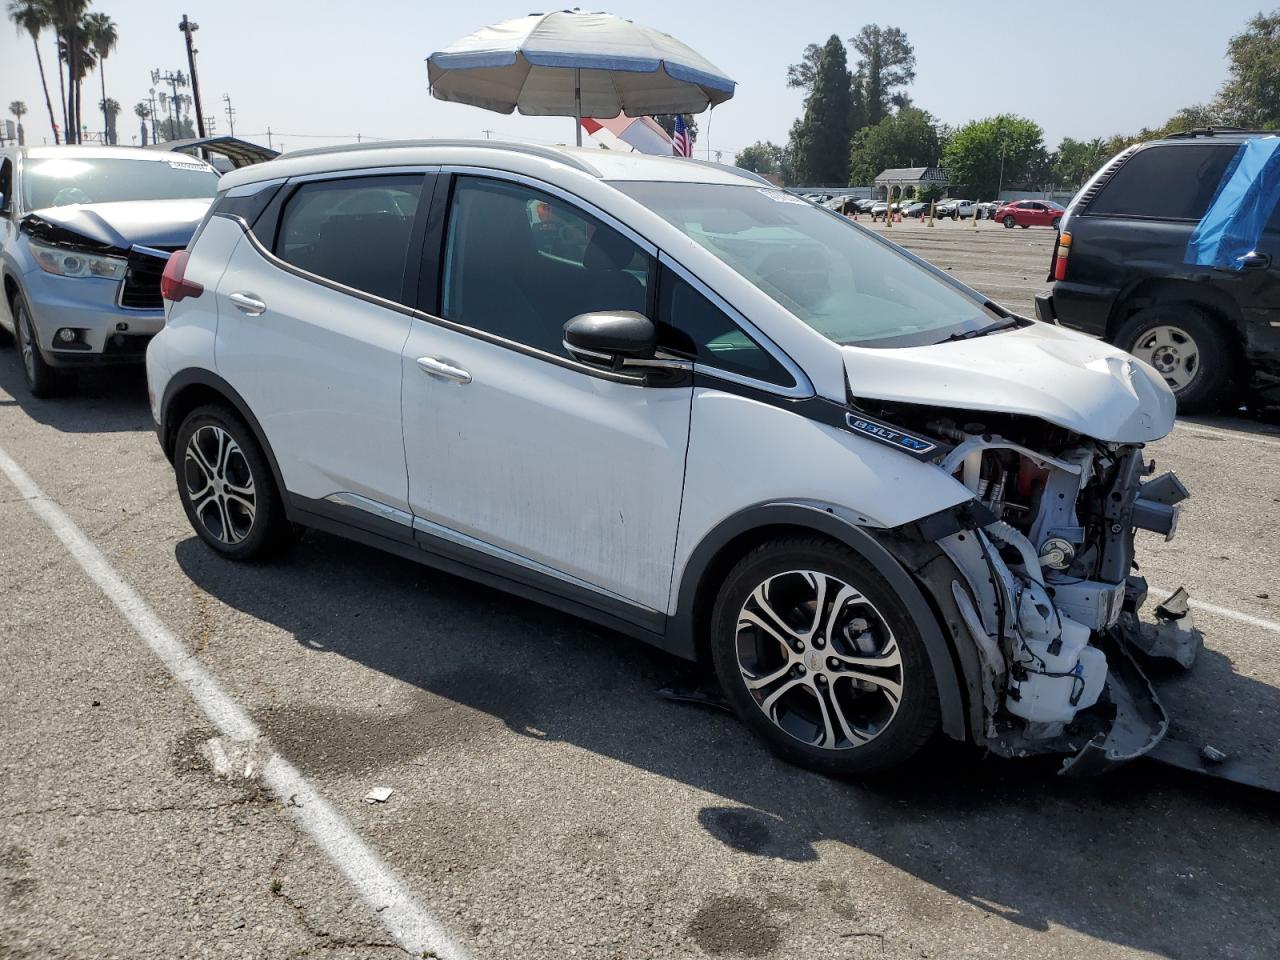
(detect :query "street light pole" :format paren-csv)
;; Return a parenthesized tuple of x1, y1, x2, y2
(222, 94, 235, 137)
(179, 15, 207, 138)
(996, 142, 1007, 202)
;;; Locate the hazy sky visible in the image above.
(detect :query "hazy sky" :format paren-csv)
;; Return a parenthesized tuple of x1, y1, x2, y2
(0, 0, 1262, 158)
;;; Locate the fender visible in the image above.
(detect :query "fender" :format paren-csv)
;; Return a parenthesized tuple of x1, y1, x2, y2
(159, 367, 291, 521)
(670, 502, 968, 741)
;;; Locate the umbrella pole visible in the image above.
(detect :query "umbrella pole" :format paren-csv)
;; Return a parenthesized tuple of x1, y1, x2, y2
(574, 68, 582, 146)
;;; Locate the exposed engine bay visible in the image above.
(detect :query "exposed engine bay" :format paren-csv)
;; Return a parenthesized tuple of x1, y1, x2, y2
(860, 399, 1197, 775)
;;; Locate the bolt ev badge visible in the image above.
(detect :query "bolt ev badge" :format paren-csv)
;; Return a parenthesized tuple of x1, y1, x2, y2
(845, 413, 938, 456)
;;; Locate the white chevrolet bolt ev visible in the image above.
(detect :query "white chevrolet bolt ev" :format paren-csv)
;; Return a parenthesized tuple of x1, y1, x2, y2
(147, 141, 1189, 776)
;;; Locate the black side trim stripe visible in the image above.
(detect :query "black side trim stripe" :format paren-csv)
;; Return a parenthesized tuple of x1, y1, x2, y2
(691, 371, 953, 462)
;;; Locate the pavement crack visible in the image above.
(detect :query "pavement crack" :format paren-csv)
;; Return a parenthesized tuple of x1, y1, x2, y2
(8, 793, 262, 820)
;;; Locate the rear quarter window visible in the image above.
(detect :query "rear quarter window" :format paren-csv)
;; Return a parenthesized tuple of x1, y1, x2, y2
(1086, 144, 1239, 221)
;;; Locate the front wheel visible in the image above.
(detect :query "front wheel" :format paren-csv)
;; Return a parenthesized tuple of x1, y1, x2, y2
(1115, 304, 1235, 413)
(1051, 216, 1062, 230)
(13, 292, 60, 398)
(174, 404, 296, 560)
(1003, 215, 1015, 228)
(710, 538, 939, 776)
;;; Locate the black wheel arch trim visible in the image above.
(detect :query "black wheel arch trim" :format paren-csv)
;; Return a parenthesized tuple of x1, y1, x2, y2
(670, 502, 968, 741)
(159, 368, 290, 513)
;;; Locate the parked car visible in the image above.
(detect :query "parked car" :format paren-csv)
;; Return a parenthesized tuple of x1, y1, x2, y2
(902, 201, 928, 219)
(936, 199, 976, 220)
(855, 198, 877, 213)
(976, 200, 1003, 220)
(870, 200, 889, 219)
(149, 140, 1189, 777)
(1037, 129, 1280, 412)
(0, 145, 219, 397)
(999, 199, 1066, 229)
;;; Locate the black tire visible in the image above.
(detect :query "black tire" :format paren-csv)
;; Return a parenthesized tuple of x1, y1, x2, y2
(174, 403, 295, 560)
(709, 537, 940, 776)
(1051, 216, 1062, 230)
(1114, 304, 1236, 413)
(12, 292, 60, 398)
(1003, 215, 1016, 228)
(1020, 224, 1029, 229)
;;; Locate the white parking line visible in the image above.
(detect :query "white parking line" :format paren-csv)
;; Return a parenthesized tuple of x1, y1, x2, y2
(0, 442, 468, 960)
(1173, 422, 1280, 450)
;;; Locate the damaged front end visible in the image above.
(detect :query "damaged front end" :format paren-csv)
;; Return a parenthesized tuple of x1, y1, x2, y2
(863, 402, 1197, 776)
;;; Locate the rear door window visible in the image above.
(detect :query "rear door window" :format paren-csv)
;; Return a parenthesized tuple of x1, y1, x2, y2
(275, 175, 423, 304)
(1087, 144, 1238, 220)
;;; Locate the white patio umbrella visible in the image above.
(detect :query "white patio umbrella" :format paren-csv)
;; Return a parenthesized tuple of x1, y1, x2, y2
(427, 11, 736, 146)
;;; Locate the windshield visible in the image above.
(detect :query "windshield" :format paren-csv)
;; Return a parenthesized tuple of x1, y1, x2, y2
(613, 182, 1000, 347)
(22, 156, 219, 209)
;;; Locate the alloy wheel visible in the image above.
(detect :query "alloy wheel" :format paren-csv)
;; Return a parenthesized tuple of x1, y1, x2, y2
(735, 570, 903, 750)
(17, 306, 35, 381)
(1132, 324, 1199, 392)
(183, 424, 257, 544)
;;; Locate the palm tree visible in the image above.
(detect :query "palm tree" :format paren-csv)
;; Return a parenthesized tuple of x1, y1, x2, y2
(47, 0, 88, 142)
(8, 0, 60, 144)
(83, 11, 115, 144)
(98, 96, 118, 144)
(9, 100, 27, 144)
(133, 100, 149, 145)
(156, 91, 169, 142)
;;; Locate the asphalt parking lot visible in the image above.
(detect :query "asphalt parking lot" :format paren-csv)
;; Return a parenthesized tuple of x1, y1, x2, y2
(2, 221, 1278, 959)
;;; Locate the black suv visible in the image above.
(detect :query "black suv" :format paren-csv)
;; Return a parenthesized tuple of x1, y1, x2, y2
(1036, 130, 1279, 412)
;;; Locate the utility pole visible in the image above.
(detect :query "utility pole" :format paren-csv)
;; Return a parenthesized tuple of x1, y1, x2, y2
(148, 88, 160, 144)
(150, 69, 187, 140)
(222, 94, 236, 137)
(996, 141, 1007, 203)
(266, 126, 272, 149)
(179, 15, 206, 138)
(481, 128, 494, 140)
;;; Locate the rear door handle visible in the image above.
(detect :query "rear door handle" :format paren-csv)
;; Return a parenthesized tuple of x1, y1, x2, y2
(1238, 251, 1272, 270)
(416, 356, 472, 384)
(229, 291, 266, 315)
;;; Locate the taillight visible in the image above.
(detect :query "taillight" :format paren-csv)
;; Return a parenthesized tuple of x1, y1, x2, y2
(1051, 232, 1071, 281)
(160, 249, 203, 302)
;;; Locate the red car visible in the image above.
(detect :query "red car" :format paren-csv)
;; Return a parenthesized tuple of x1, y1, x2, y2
(997, 199, 1065, 229)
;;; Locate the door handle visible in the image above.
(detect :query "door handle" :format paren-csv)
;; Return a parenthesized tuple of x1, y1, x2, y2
(1237, 250, 1271, 271)
(229, 291, 266, 315)
(416, 356, 472, 384)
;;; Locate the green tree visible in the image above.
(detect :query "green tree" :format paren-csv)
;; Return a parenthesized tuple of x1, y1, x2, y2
(790, 35, 853, 185)
(943, 115, 1046, 199)
(84, 10, 116, 144)
(1214, 9, 1280, 128)
(133, 100, 149, 145)
(847, 107, 940, 186)
(785, 43, 822, 91)
(735, 140, 791, 179)
(98, 95, 117, 144)
(8, 100, 27, 144)
(48, 0, 91, 142)
(1052, 137, 1110, 188)
(848, 25, 915, 127)
(8, 0, 60, 143)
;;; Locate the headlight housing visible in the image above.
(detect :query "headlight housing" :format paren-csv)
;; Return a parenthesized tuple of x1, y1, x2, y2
(27, 239, 128, 281)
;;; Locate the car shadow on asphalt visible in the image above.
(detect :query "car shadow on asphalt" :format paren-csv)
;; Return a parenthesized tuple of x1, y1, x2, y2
(0, 348, 152, 434)
(175, 529, 1280, 960)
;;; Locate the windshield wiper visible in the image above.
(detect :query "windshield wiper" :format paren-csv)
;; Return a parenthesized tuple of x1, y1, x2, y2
(937, 319, 1019, 343)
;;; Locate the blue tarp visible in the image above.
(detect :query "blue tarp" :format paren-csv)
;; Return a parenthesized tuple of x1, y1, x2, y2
(1186, 136, 1280, 270)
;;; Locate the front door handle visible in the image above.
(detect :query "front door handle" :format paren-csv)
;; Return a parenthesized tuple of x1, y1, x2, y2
(1238, 250, 1272, 271)
(416, 356, 472, 384)
(229, 291, 266, 315)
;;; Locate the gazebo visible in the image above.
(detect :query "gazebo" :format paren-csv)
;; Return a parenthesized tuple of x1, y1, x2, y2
(873, 166, 949, 200)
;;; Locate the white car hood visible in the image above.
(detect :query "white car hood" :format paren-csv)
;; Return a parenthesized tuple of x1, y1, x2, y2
(842, 322, 1176, 443)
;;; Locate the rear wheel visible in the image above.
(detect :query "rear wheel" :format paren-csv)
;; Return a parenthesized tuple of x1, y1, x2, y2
(13, 293, 59, 398)
(174, 404, 295, 560)
(710, 538, 939, 776)
(1051, 216, 1062, 230)
(1003, 215, 1015, 228)
(1115, 303, 1235, 412)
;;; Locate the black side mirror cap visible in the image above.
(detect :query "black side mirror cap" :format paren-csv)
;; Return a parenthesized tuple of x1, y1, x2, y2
(563, 311, 656, 366)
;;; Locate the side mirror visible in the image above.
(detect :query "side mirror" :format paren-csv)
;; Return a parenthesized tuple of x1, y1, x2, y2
(563, 311, 656, 368)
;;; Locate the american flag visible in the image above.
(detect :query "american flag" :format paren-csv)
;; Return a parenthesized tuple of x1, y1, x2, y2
(671, 115, 692, 157)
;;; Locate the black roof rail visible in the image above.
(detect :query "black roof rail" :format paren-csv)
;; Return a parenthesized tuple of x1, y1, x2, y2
(278, 138, 603, 176)
(1164, 127, 1277, 139)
